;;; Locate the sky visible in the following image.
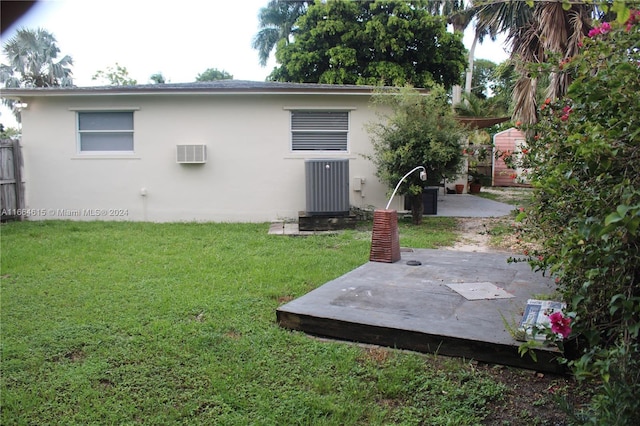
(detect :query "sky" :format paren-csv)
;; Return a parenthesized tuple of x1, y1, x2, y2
(0, 0, 510, 128)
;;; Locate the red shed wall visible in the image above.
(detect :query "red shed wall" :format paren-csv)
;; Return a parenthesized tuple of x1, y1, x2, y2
(493, 128, 530, 187)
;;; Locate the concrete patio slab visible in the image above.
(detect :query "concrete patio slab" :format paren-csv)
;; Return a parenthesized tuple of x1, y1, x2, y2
(268, 221, 338, 236)
(277, 248, 563, 373)
(433, 193, 515, 217)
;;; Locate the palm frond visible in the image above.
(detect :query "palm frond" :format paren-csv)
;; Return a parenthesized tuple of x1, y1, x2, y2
(512, 70, 538, 125)
(1, 27, 73, 87)
(252, 28, 281, 66)
(252, 0, 308, 67)
(566, 7, 591, 58)
(454, 92, 500, 117)
(537, 1, 568, 53)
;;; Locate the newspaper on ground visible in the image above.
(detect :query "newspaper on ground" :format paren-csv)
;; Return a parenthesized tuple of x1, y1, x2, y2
(517, 299, 566, 342)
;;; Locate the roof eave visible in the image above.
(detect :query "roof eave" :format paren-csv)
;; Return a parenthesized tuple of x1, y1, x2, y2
(0, 87, 382, 98)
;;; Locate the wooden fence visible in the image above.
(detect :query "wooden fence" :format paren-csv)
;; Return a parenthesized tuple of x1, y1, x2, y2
(0, 138, 25, 222)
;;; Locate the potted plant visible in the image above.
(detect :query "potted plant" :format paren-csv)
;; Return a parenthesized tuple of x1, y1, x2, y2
(463, 137, 493, 195)
(468, 170, 491, 193)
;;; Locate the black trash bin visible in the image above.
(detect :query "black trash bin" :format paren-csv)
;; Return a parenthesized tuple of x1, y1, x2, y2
(422, 187, 438, 215)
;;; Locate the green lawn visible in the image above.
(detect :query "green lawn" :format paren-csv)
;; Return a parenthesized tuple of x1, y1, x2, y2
(1, 219, 507, 425)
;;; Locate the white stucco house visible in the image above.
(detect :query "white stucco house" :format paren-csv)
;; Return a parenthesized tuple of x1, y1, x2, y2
(2, 80, 419, 223)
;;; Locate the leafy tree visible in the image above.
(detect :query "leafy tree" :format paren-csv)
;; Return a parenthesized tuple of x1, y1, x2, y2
(0, 124, 20, 139)
(0, 27, 73, 88)
(149, 73, 166, 84)
(508, 12, 640, 423)
(252, 0, 309, 67)
(368, 86, 468, 224)
(269, 0, 466, 89)
(485, 60, 516, 116)
(469, 58, 496, 99)
(195, 68, 233, 82)
(92, 63, 137, 86)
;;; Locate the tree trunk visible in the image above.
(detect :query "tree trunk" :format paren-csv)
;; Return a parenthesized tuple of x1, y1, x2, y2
(411, 193, 423, 225)
(465, 29, 479, 95)
(452, 85, 462, 106)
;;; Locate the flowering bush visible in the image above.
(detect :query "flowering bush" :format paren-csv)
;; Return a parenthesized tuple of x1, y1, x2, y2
(494, 146, 532, 184)
(513, 11, 640, 424)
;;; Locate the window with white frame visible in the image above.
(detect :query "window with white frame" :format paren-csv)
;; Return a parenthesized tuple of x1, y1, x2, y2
(78, 111, 134, 153)
(291, 110, 349, 151)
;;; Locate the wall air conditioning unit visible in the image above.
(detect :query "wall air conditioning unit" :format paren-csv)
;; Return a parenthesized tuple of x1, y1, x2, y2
(176, 145, 207, 164)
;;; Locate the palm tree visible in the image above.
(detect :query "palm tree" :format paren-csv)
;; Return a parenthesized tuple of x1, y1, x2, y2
(454, 92, 494, 117)
(252, 0, 309, 67)
(1, 27, 73, 88)
(473, 0, 598, 124)
(432, 1, 496, 103)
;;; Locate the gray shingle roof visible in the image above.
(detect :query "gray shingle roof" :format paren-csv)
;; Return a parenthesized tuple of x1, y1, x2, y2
(1, 80, 388, 97)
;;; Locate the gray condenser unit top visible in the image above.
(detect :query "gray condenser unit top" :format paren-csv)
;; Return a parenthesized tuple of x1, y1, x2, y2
(305, 159, 350, 216)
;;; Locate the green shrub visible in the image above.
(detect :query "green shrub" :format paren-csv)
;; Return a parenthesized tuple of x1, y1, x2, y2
(509, 11, 640, 424)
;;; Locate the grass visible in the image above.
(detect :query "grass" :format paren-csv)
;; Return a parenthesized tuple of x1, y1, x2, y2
(1, 219, 508, 425)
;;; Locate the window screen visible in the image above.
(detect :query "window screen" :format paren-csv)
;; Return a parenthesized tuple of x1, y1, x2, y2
(78, 111, 134, 152)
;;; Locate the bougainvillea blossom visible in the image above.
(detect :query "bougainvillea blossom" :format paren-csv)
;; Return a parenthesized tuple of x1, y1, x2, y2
(589, 21, 611, 38)
(548, 311, 572, 338)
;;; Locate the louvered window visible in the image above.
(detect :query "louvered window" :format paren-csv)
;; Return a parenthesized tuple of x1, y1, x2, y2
(291, 111, 348, 151)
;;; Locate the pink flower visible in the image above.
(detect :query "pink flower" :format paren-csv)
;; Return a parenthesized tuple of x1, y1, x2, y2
(560, 114, 569, 121)
(588, 27, 601, 38)
(626, 10, 640, 31)
(549, 311, 572, 338)
(589, 22, 611, 38)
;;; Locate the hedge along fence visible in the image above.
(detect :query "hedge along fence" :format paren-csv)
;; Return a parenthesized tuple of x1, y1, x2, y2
(0, 139, 24, 222)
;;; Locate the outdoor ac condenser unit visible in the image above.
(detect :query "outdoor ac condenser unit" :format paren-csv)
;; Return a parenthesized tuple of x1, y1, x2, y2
(305, 159, 349, 216)
(176, 145, 207, 164)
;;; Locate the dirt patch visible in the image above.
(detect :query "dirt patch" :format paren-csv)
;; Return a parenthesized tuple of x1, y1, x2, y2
(447, 216, 536, 254)
(447, 217, 507, 253)
(479, 363, 588, 425)
(445, 187, 529, 253)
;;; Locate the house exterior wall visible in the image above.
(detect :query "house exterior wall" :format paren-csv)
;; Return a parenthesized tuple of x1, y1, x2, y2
(17, 92, 396, 222)
(493, 127, 530, 187)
